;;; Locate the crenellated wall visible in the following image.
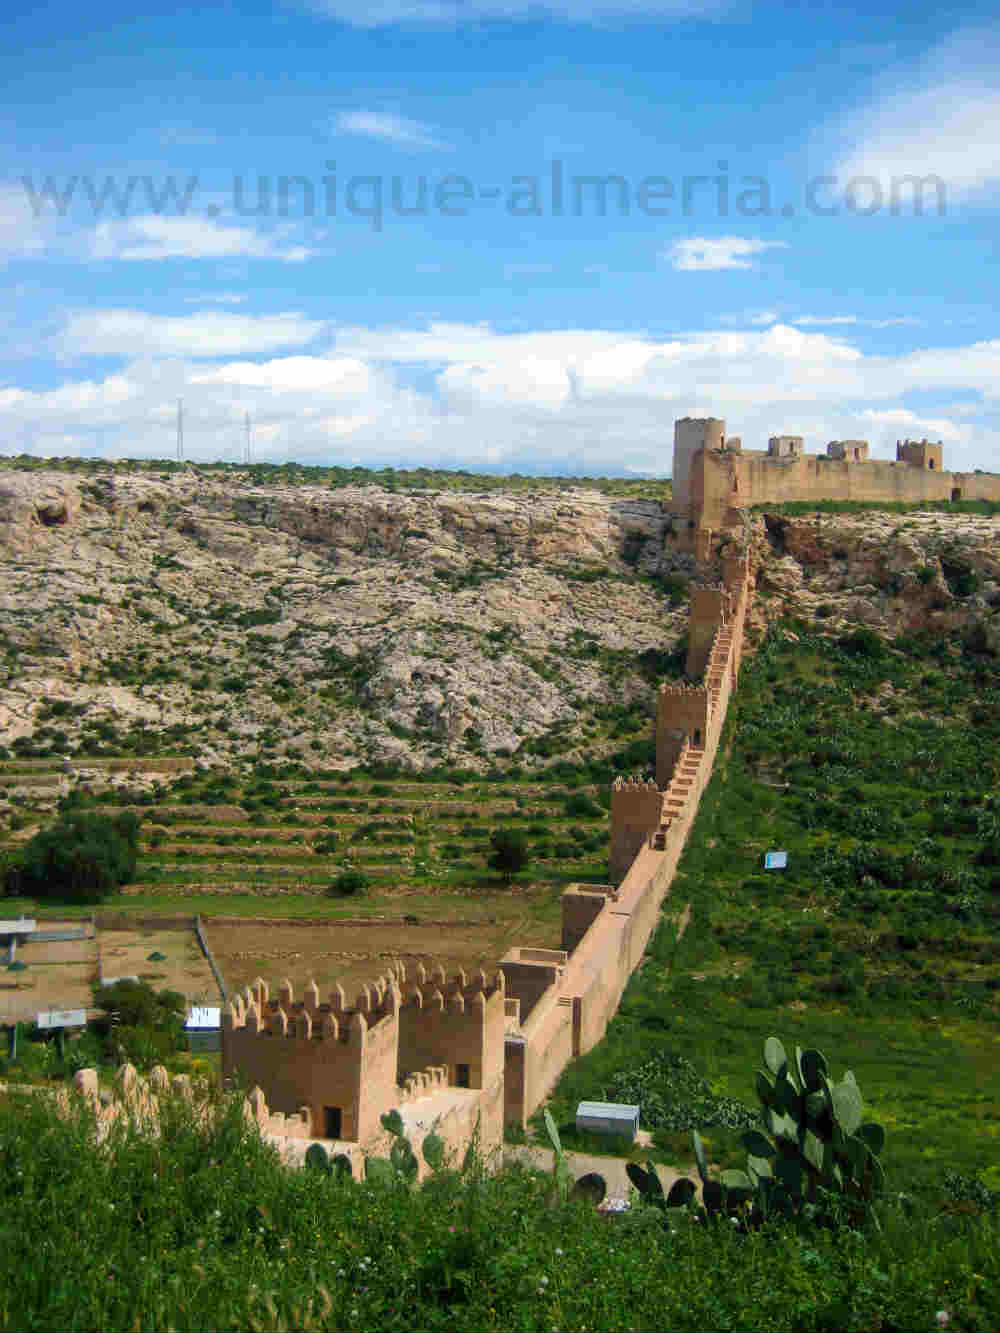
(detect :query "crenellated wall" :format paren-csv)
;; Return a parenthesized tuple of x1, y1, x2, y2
(222, 961, 507, 1173)
(500, 550, 755, 1127)
(689, 442, 1000, 528)
(215, 546, 757, 1145)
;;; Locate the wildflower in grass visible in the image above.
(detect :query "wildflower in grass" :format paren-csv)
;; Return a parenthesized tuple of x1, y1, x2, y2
(936, 1314, 951, 1329)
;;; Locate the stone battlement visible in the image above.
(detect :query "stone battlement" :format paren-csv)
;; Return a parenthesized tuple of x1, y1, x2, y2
(673, 414, 1000, 528)
(216, 538, 756, 1161)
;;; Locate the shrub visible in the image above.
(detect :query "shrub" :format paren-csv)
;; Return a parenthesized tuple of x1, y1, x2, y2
(94, 978, 186, 1068)
(6, 811, 141, 903)
(563, 792, 602, 819)
(838, 628, 885, 659)
(487, 829, 530, 882)
(329, 870, 369, 897)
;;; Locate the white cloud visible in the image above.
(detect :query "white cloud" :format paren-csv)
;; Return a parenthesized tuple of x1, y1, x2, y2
(439, 356, 572, 412)
(58, 309, 324, 359)
(308, 0, 725, 26)
(794, 315, 924, 329)
(719, 309, 779, 326)
(830, 25, 1000, 204)
(89, 216, 313, 263)
(794, 315, 859, 326)
(860, 407, 965, 443)
(334, 111, 451, 151)
(0, 184, 55, 262)
(193, 355, 372, 394)
(669, 236, 789, 271)
(6, 317, 1000, 472)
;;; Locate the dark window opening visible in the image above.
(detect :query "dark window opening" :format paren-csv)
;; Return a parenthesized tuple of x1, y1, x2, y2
(456, 1063, 470, 1088)
(952, 488, 962, 502)
(324, 1105, 342, 1138)
(693, 728, 702, 747)
(928, 458, 935, 469)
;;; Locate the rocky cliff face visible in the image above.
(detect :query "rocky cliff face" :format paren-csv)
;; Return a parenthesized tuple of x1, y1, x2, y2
(748, 510, 1000, 644)
(0, 469, 691, 772)
(2, 466, 998, 776)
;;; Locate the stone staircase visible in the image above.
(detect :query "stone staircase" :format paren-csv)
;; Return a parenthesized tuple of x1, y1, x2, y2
(653, 746, 705, 847)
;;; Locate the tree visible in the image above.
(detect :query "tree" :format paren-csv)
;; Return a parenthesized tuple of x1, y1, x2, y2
(94, 979, 185, 1068)
(487, 829, 530, 883)
(329, 870, 369, 897)
(7, 811, 141, 904)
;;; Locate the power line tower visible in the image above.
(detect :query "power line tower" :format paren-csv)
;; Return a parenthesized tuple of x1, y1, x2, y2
(176, 398, 184, 462)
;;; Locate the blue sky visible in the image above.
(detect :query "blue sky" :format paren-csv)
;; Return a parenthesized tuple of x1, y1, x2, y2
(1, 0, 998, 473)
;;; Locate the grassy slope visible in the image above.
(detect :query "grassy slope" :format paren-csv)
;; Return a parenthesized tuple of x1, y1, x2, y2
(545, 622, 1000, 1195)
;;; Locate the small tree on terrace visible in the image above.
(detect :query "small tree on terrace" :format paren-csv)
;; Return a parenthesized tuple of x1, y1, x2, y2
(488, 828, 530, 883)
(7, 811, 141, 904)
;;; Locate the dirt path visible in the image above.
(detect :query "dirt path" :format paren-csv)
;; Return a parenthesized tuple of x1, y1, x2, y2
(503, 1145, 702, 1205)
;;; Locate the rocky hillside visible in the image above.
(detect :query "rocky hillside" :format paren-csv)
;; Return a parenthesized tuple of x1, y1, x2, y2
(752, 509, 1000, 647)
(2, 465, 999, 780)
(0, 467, 692, 775)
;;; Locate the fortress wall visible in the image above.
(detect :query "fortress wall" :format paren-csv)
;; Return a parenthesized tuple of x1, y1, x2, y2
(561, 886, 612, 955)
(609, 780, 664, 883)
(686, 586, 731, 677)
(500, 955, 566, 1024)
(694, 449, 1000, 526)
(505, 556, 754, 1127)
(382, 1075, 506, 1178)
(397, 981, 504, 1090)
(222, 996, 400, 1143)
(515, 989, 577, 1122)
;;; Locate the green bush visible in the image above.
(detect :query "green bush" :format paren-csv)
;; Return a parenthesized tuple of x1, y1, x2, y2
(563, 791, 602, 818)
(93, 978, 186, 1068)
(6, 811, 141, 903)
(329, 870, 369, 897)
(487, 828, 530, 881)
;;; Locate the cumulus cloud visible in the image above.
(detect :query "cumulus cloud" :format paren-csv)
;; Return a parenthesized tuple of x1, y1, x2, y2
(0, 184, 56, 262)
(829, 25, 1000, 205)
(192, 355, 372, 395)
(5, 317, 1000, 471)
(334, 111, 452, 151)
(89, 216, 313, 262)
(860, 407, 966, 442)
(669, 236, 789, 271)
(58, 309, 324, 359)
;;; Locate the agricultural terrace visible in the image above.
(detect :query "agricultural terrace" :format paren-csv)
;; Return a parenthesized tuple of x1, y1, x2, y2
(1, 756, 635, 996)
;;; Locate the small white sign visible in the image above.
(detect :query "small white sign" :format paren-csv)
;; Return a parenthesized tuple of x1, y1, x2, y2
(764, 851, 788, 870)
(37, 1009, 86, 1030)
(0, 919, 36, 935)
(185, 1007, 221, 1030)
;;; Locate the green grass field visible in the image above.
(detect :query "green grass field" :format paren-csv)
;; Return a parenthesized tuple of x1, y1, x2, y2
(545, 622, 1000, 1197)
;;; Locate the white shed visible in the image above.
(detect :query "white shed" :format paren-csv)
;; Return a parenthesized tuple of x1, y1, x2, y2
(576, 1101, 640, 1139)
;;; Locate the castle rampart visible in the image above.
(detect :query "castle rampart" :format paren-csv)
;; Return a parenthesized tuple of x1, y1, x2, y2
(222, 961, 506, 1167)
(676, 419, 1000, 529)
(219, 537, 756, 1145)
(499, 548, 755, 1128)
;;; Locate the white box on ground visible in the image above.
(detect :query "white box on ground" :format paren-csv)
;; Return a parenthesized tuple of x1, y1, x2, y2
(575, 1101, 640, 1139)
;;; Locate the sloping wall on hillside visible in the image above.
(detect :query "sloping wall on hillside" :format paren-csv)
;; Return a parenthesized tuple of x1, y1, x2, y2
(501, 552, 754, 1126)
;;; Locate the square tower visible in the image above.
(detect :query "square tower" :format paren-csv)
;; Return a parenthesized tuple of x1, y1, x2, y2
(896, 438, 943, 471)
(768, 435, 804, 458)
(672, 417, 726, 510)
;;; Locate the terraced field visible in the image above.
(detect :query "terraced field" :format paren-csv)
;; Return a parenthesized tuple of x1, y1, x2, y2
(0, 754, 626, 994)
